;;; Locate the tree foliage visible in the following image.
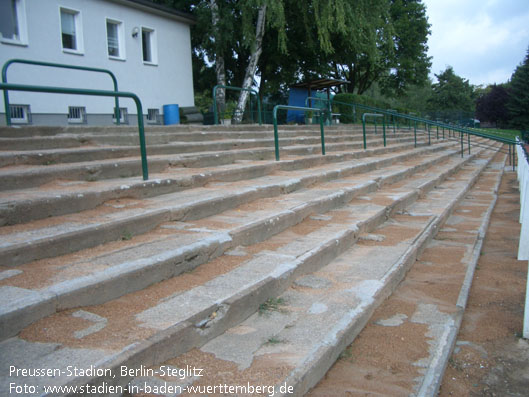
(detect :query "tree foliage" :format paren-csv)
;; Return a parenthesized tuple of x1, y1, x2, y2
(507, 48, 529, 129)
(475, 84, 510, 127)
(154, 0, 431, 111)
(427, 66, 475, 113)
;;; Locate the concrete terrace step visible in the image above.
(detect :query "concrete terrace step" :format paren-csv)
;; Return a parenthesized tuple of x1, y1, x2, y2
(0, 134, 420, 191)
(126, 147, 502, 397)
(0, 138, 437, 225)
(0, 125, 364, 151)
(0, 124, 343, 138)
(0, 127, 412, 168)
(0, 145, 500, 395)
(0, 134, 364, 167)
(0, 142, 474, 340)
(309, 152, 507, 397)
(0, 127, 364, 155)
(0, 124, 382, 138)
(0, 142, 457, 268)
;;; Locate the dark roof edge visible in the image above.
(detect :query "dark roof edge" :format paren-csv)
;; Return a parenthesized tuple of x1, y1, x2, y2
(109, 0, 196, 25)
(290, 78, 350, 90)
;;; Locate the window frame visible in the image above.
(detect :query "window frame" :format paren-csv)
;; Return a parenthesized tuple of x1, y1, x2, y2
(141, 26, 157, 65)
(59, 6, 84, 55)
(106, 18, 125, 61)
(112, 107, 128, 124)
(0, 0, 28, 46)
(67, 106, 86, 124)
(9, 104, 31, 124)
(146, 108, 160, 124)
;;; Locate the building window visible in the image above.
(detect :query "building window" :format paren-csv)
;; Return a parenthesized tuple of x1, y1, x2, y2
(60, 7, 83, 53)
(141, 27, 157, 64)
(68, 106, 86, 123)
(106, 19, 125, 59)
(9, 104, 31, 124)
(0, 0, 27, 45)
(147, 108, 160, 124)
(113, 107, 128, 124)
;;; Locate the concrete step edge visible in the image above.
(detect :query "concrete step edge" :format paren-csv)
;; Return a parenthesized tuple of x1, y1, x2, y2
(0, 136, 422, 191)
(0, 139, 442, 225)
(51, 146, 499, 395)
(0, 145, 490, 341)
(0, 143, 458, 266)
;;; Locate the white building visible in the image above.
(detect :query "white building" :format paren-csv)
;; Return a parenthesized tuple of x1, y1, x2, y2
(0, 0, 195, 125)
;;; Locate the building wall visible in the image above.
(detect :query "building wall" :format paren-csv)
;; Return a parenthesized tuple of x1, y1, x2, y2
(0, 0, 194, 125)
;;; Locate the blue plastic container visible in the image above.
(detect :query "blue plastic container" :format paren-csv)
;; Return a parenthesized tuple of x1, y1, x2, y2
(163, 104, 180, 125)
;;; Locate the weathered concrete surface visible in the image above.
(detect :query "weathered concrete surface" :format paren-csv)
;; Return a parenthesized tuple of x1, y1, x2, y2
(0, 139, 438, 226)
(0, 122, 503, 396)
(308, 151, 506, 397)
(115, 147, 499, 397)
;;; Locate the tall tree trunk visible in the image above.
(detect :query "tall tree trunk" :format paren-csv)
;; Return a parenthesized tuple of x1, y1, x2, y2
(233, 5, 267, 124)
(210, 0, 226, 118)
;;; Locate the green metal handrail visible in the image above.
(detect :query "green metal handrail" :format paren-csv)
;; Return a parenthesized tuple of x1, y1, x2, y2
(330, 98, 518, 156)
(362, 113, 386, 149)
(273, 105, 325, 161)
(2, 59, 121, 126)
(212, 85, 262, 125)
(0, 82, 148, 180)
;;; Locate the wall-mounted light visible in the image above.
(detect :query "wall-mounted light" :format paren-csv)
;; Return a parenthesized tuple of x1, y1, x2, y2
(132, 27, 139, 38)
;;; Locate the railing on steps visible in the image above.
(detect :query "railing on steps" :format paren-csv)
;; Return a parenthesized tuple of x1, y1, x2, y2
(0, 82, 149, 181)
(362, 113, 386, 149)
(272, 105, 326, 161)
(328, 98, 520, 163)
(2, 58, 121, 126)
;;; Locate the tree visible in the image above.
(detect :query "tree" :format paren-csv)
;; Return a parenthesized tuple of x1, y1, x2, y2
(155, 0, 431, 119)
(232, 0, 287, 123)
(475, 84, 510, 127)
(507, 47, 529, 129)
(383, 0, 431, 95)
(257, 0, 431, 96)
(427, 66, 475, 113)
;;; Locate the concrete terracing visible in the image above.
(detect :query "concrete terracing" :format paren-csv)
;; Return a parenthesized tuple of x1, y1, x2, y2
(0, 123, 504, 396)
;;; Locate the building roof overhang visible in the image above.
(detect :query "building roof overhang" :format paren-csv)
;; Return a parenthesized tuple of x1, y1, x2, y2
(110, 0, 196, 25)
(290, 78, 349, 91)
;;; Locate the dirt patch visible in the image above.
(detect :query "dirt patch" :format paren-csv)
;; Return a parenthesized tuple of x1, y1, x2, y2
(0, 225, 187, 290)
(309, 156, 527, 396)
(19, 251, 251, 350)
(439, 171, 528, 397)
(131, 348, 293, 397)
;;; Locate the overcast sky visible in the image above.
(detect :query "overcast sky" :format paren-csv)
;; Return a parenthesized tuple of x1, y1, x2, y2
(422, 0, 529, 87)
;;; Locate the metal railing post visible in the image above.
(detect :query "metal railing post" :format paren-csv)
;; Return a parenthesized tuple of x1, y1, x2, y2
(362, 119, 367, 149)
(362, 113, 384, 149)
(414, 121, 417, 147)
(272, 104, 325, 160)
(319, 112, 326, 155)
(383, 116, 386, 147)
